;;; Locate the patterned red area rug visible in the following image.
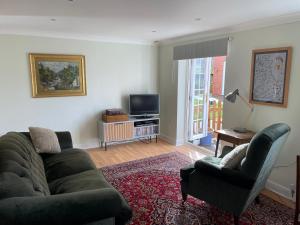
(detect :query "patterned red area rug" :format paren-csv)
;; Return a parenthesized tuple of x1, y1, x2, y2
(101, 152, 293, 225)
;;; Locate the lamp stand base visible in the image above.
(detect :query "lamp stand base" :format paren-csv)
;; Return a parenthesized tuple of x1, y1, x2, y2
(233, 127, 248, 133)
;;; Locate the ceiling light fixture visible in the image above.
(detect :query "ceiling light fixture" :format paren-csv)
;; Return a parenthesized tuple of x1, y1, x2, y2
(152, 30, 157, 33)
(194, 18, 201, 21)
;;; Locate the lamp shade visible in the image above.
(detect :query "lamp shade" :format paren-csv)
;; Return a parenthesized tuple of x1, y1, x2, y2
(225, 89, 239, 103)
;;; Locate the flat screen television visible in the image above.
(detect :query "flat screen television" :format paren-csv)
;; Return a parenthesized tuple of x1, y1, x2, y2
(129, 94, 159, 116)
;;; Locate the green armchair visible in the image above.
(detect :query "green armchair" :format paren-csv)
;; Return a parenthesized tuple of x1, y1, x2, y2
(180, 123, 290, 225)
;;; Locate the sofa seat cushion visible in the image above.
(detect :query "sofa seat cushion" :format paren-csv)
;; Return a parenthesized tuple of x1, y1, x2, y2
(49, 169, 133, 224)
(49, 170, 111, 194)
(42, 149, 96, 183)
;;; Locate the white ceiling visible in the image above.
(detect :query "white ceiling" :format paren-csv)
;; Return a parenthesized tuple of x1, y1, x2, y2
(1, 0, 300, 44)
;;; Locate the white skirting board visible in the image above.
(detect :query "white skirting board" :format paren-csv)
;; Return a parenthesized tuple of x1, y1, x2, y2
(76, 138, 100, 149)
(176, 138, 185, 146)
(159, 134, 176, 145)
(265, 179, 295, 202)
(159, 134, 184, 146)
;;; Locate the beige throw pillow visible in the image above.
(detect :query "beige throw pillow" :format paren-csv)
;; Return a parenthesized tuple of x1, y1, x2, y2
(220, 143, 249, 169)
(29, 127, 61, 154)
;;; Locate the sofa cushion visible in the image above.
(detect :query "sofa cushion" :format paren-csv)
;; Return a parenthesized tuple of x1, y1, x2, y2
(49, 170, 132, 224)
(0, 132, 50, 197)
(42, 149, 96, 183)
(49, 170, 111, 194)
(48, 169, 133, 224)
(29, 127, 61, 154)
(220, 143, 249, 169)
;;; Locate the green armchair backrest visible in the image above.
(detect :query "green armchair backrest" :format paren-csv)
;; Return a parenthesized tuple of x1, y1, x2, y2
(241, 123, 290, 181)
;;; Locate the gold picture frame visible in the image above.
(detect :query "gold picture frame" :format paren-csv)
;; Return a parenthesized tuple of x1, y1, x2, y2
(29, 53, 87, 97)
(249, 47, 292, 108)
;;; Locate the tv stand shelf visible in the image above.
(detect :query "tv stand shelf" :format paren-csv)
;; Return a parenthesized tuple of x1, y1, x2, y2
(98, 116, 160, 150)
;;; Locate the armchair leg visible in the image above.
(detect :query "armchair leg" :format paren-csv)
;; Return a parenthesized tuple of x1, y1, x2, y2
(234, 215, 239, 225)
(182, 191, 187, 202)
(255, 196, 260, 204)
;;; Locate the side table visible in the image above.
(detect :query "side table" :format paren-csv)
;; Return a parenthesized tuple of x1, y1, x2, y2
(214, 129, 256, 157)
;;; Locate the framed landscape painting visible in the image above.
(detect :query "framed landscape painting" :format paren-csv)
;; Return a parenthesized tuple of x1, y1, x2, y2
(249, 47, 292, 108)
(29, 53, 86, 97)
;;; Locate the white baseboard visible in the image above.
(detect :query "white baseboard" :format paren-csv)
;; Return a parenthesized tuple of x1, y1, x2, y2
(159, 133, 176, 145)
(176, 138, 185, 146)
(77, 139, 138, 150)
(265, 179, 295, 202)
(77, 143, 99, 149)
(76, 138, 100, 149)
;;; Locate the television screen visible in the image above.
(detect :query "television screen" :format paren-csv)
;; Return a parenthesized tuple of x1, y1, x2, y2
(129, 94, 159, 115)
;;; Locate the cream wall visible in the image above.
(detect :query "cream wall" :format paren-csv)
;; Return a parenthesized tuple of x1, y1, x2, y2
(224, 22, 300, 198)
(158, 21, 300, 199)
(0, 35, 158, 148)
(158, 45, 179, 144)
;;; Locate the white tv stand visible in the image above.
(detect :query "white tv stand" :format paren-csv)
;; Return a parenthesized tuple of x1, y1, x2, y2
(98, 115, 160, 150)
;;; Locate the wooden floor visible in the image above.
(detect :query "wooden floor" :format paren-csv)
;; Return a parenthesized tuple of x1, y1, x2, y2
(88, 139, 210, 168)
(87, 139, 295, 209)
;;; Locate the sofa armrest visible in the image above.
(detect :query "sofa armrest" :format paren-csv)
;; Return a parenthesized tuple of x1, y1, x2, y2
(55, 131, 73, 150)
(194, 160, 255, 189)
(0, 188, 122, 225)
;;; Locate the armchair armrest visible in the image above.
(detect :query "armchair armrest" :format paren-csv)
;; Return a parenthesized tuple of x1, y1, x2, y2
(194, 160, 255, 189)
(0, 188, 122, 225)
(180, 164, 196, 182)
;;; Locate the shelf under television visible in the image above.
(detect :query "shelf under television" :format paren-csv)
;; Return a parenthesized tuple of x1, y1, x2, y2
(134, 133, 160, 139)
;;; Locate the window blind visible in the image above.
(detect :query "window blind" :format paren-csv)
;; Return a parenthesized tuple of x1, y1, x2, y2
(173, 37, 228, 60)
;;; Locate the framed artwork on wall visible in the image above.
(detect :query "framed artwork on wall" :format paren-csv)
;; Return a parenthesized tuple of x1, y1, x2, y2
(29, 53, 87, 98)
(249, 47, 292, 108)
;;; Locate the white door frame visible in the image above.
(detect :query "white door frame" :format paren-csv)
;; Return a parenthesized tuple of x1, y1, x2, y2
(187, 58, 212, 142)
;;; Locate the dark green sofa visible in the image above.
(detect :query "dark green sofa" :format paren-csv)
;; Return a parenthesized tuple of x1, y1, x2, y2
(0, 131, 132, 225)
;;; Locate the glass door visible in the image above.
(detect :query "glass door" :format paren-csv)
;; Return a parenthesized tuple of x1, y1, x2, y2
(188, 58, 212, 141)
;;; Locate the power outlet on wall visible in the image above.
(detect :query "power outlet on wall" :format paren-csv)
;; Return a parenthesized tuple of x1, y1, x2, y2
(290, 184, 295, 197)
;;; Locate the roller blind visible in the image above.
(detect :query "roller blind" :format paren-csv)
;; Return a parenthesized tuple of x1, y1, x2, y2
(173, 37, 228, 60)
